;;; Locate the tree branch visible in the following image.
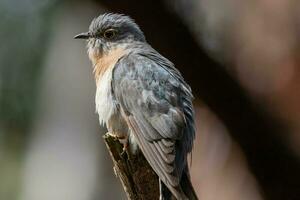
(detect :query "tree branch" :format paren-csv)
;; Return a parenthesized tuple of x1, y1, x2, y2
(103, 133, 159, 200)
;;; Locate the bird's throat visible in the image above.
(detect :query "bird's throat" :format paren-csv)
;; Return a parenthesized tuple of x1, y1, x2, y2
(90, 47, 127, 82)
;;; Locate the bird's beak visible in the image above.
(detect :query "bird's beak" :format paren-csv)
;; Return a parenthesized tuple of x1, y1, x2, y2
(74, 32, 91, 39)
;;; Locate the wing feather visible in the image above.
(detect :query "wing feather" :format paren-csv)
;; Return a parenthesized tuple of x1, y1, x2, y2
(112, 52, 194, 199)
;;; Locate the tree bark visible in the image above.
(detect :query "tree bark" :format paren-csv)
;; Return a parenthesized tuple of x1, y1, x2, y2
(103, 133, 159, 200)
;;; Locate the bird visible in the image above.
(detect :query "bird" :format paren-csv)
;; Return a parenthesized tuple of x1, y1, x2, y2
(74, 13, 197, 200)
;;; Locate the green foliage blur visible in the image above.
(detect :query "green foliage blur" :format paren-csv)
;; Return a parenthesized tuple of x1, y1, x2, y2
(0, 0, 58, 199)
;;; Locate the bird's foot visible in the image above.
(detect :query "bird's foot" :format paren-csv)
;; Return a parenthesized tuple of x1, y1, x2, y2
(106, 132, 129, 156)
(120, 136, 130, 156)
(106, 132, 119, 140)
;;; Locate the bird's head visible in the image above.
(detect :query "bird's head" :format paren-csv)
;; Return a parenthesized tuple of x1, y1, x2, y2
(74, 13, 145, 57)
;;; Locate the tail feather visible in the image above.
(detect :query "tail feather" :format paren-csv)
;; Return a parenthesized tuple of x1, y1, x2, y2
(160, 180, 186, 200)
(160, 180, 173, 200)
(180, 170, 198, 200)
(159, 170, 198, 200)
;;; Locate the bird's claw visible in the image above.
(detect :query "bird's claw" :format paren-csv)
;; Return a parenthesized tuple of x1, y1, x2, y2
(121, 141, 129, 156)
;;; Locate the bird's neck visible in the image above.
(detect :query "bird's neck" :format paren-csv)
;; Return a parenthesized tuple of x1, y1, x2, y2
(90, 47, 128, 82)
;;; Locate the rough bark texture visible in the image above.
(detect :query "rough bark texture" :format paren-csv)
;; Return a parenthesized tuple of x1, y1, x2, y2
(103, 133, 159, 200)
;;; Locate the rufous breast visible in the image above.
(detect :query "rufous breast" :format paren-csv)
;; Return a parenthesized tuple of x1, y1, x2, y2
(89, 47, 127, 82)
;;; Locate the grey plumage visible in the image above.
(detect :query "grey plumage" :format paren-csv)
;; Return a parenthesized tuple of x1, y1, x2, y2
(112, 45, 196, 199)
(75, 13, 197, 200)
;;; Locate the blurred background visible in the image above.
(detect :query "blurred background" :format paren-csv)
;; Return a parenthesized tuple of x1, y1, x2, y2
(0, 0, 299, 200)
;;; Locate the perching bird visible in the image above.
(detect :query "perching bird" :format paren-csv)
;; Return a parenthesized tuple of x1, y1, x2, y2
(74, 13, 197, 200)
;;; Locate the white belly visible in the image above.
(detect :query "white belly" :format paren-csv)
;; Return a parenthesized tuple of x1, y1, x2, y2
(95, 66, 138, 153)
(95, 66, 116, 126)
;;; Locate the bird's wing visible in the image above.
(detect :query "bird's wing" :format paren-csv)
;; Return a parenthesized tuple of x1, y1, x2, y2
(112, 53, 191, 198)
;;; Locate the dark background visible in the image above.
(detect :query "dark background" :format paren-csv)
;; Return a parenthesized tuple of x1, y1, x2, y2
(0, 0, 299, 199)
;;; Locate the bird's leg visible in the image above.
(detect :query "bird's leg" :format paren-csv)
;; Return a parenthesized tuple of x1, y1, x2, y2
(106, 132, 119, 139)
(119, 135, 129, 155)
(106, 131, 129, 155)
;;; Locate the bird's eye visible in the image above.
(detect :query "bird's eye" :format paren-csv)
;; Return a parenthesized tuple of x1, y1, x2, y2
(103, 29, 117, 39)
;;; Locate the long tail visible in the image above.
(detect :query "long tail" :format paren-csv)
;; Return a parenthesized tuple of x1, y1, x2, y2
(180, 169, 198, 200)
(159, 169, 198, 200)
(159, 180, 173, 200)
